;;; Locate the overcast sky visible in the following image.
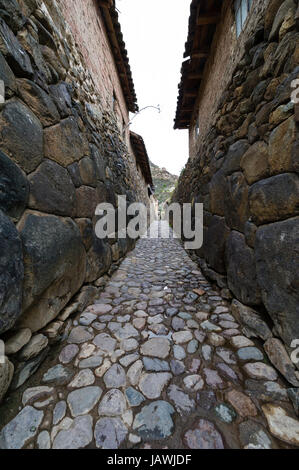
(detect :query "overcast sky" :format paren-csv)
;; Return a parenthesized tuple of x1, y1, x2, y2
(116, 0, 191, 176)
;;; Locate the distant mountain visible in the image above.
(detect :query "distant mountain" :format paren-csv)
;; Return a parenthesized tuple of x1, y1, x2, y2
(150, 161, 178, 208)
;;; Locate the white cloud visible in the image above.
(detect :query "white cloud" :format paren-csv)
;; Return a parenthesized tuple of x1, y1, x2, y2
(116, 0, 190, 175)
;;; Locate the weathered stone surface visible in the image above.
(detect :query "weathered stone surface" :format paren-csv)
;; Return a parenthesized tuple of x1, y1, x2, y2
(139, 373, 172, 399)
(94, 417, 128, 449)
(288, 388, 299, 416)
(17, 79, 60, 126)
(0, 150, 29, 220)
(269, 117, 296, 174)
(78, 157, 97, 187)
(67, 386, 102, 417)
(255, 218, 299, 346)
(79, 355, 103, 369)
(0, 18, 33, 77)
(140, 338, 170, 358)
(226, 232, 261, 306)
(215, 403, 237, 423)
(249, 173, 299, 225)
(0, 50, 16, 95)
(237, 347, 264, 362)
(44, 117, 88, 167)
(42, 365, 74, 385)
(0, 210, 24, 334)
(133, 401, 175, 440)
(170, 359, 185, 375)
(0, 100, 43, 173)
(0, 356, 14, 402)
(239, 420, 274, 449)
(28, 160, 76, 217)
(230, 335, 254, 349)
(0, 406, 43, 449)
(18, 213, 86, 332)
(264, 338, 299, 387)
(37, 430, 51, 449)
(205, 215, 230, 274)
(22, 386, 53, 407)
(11, 347, 49, 390)
(244, 362, 278, 381)
(59, 344, 79, 364)
(226, 389, 257, 417)
(183, 374, 204, 391)
(53, 401, 67, 426)
(183, 419, 224, 449)
(125, 387, 145, 407)
(269, 0, 297, 40)
(93, 333, 116, 353)
(167, 384, 195, 414)
(18, 334, 48, 361)
(143, 357, 170, 372)
(262, 403, 299, 446)
(240, 141, 269, 184)
(67, 326, 94, 345)
(68, 369, 95, 388)
(85, 238, 112, 283)
(222, 140, 250, 175)
(5, 328, 32, 355)
(127, 360, 143, 386)
(98, 389, 127, 417)
(53, 415, 93, 449)
(224, 172, 249, 232)
(104, 364, 126, 388)
(231, 300, 272, 340)
(173, 331, 193, 344)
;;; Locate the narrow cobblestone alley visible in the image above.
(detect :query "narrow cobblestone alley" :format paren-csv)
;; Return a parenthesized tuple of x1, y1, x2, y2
(0, 222, 298, 450)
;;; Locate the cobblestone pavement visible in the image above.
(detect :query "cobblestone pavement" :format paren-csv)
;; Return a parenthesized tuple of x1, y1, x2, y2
(1, 222, 299, 449)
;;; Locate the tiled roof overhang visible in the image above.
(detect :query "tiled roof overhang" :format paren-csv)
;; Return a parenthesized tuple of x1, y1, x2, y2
(130, 132, 154, 188)
(98, 0, 138, 113)
(174, 0, 223, 129)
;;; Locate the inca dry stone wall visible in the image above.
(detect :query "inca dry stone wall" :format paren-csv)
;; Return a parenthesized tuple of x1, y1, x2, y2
(173, 1, 299, 359)
(0, 0, 148, 400)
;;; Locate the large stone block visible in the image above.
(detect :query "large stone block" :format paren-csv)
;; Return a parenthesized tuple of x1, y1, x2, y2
(85, 237, 112, 284)
(0, 0, 26, 33)
(205, 216, 230, 274)
(28, 160, 76, 217)
(0, 357, 14, 403)
(0, 99, 43, 173)
(249, 173, 299, 225)
(224, 172, 249, 232)
(0, 150, 29, 220)
(209, 170, 226, 216)
(255, 217, 299, 346)
(18, 212, 86, 332)
(226, 231, 261, 306)
(0, 210, 24, 334)
(17, 79, 60, 127)
(0, 51, 16, 96)
(269, 117, 296, 175)
(49, 82, 72, 118)
(0, 18, 33, 77)
(240, 141, 269, 185)
(44, 117, 89, 167)
(78, 157, 97, 187)
(222, 140, 250, 175)
(76, 186, 98, 219)
(269, 0, 296, 40)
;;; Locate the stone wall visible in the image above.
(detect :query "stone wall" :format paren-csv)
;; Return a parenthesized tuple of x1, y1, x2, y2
(173, 0, 299, 358)
(0, 0, 150, 399)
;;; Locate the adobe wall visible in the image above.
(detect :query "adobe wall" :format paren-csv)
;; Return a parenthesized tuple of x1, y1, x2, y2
(0, 0, 149, 399)
(173, 0, 299, 364)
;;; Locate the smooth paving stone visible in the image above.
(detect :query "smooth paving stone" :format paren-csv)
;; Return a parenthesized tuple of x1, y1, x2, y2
(230, 336, 255, 349)
(121, 338, 139, 352)
(67, 327, 94, 344)
(219, 321, 239, 329)
(125, 387, 146, 407)
(202, 345, 213, 361)
(139, 373, 172, 399)
(91, 304, 113, 315)
(134, 310, 148, 318)
(68, 369, 95, 388)
(189, 358, 201, 373)
(203, 369, 225, 389)
(22, 386, 54, 406)
(237, 347, 264, 361)
(262, 404, 299, 447)
(53, 415, 93, 449)
(216, 348, 237, 365)
(79, 312, 97, 326)
(217, 363, 240, 382)
(143, 357, 170, 372)
(5, 329, 32, 355)
(183, 375, 204, 392)
(37, 430, 51, 449)
(59, 344, 79, 364)
(133, 401, 175, 440)
(147, 315, 164, 325)
(172, 331, 193, 344)
(78, 344, 96, 360)
(78, 355, 103, 369)
(245, 379, 289, 402)
(200, 321, 222, 332)
(42, 365, 74, 385)
(114, 324, 139, 340)
(187, 340, 199, 354)
(53, 401, 67, 426)
(98, 389, 127, 417)
(140, 338, 170, 359)
(197, 391, 217, 410)
(178, 312, 192, 320)
(104, 364, 126, 388)
(243, 362, 278, 381)
(127, 360, 143, 386)
(183, 419, 224, 449)
(288, 388, 299, 416)
(94, 417, 128, 449)
(166, 308, 178, 317)
(215, 403, 237, 423)
(0, 406, 43, 449)
(171, 317, 185, 331)
(173, 345, 186, 361)
(93, 333, 117, 353)
(119, 353, 140, 367)
(170, 359, 185, 376)
(167, 385, 196, 415)
(67, 386, 102, 417)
